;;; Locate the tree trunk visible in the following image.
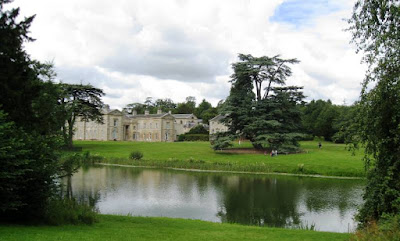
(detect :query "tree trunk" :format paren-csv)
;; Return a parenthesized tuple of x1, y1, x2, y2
(249, 136, 263, 150)
(67, 118, 74, 149)
(62, 125, 69, 148)
(66, 175, 73, 199)
(255, 80, 262, 101)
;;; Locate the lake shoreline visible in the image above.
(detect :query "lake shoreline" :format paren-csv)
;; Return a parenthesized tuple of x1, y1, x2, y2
(96, 162, 365, 180)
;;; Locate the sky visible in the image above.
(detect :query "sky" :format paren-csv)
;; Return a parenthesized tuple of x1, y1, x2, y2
(11, 0, 366, 109)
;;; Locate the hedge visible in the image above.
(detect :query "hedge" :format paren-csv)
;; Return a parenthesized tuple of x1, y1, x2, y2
(178, 134, 209, 142)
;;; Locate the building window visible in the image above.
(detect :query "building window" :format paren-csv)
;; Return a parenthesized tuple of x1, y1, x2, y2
(166, 122, 170, 128)
(165, 132, 169, 140)
(113, 119, 117, 126)
(149, 133, 152, 140)
(180, 120, 183, 124)
(155, 123, 158, 128)
(133, 133, 136, 140)
(155, 133, 158, 140)
(112, 129, 117, 140)
(133, 125, 136, 130)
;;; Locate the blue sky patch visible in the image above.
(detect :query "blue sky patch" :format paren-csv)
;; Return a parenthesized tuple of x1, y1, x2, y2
(270, 0, 343, 27)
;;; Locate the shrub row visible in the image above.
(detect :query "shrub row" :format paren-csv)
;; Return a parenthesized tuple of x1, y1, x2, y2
(178, 134, 209, 142)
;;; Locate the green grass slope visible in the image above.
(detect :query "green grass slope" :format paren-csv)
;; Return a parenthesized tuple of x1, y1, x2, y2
(0, 215, 350, 241)
(75, 140, 365, 177)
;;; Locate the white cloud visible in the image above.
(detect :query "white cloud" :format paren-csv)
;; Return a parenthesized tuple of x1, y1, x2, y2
(12, 0, 366, 109)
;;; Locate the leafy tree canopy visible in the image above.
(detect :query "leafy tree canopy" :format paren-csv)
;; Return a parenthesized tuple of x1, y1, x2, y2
(348, 0, 400, 225)
(59, 83, 105, 148)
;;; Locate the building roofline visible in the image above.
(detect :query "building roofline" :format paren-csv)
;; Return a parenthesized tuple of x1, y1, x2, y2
(210, 114, 225, 122)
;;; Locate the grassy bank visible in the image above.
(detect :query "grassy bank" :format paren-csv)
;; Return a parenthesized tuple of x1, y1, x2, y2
(75, 140, 365, 177)
(0, 215, 350, 241)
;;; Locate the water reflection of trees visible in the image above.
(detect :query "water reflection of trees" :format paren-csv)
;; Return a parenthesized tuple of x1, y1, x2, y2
(299, 178, 365, 218)
(215, 176, 302, 227)
(67, 166, 364, 229)
(213, 175, 364, 228)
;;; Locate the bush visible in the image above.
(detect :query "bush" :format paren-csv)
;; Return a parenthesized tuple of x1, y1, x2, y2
(177, 134, 185, 142)
(187, 125, 208, 134)
(178, 134, 209, 142)
(87, 154, 105, 163)
(350, 215, 400, 241)
(44, 198, 98, 225)
(297, 164, 305, 173)
(130, 151, 143, 160)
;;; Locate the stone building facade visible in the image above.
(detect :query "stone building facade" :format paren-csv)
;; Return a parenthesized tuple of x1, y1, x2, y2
(172, 114, 199, 137)
(209, 114, 229, 135)
(73, 106, 199, 142)
(73, 108, 124, 141)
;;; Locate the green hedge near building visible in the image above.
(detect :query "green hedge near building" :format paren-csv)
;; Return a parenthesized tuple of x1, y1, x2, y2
(178, 134, 209, 142)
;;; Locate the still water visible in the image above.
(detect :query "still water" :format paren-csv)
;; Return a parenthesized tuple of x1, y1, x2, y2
(70, 165, 365, 233)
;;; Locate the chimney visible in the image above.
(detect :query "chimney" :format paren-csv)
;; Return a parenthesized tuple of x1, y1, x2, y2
(132, 110, 137, 116)
(104, 104, 110, 111)
(157, 109, 162, 114)
(145, 110, 149, 115)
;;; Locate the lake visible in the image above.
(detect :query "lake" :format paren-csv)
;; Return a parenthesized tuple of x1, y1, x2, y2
(69, 165, 364, 233)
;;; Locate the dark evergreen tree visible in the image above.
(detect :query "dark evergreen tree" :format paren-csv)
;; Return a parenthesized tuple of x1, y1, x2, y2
(216, 54, 303, 151)
(221, 60, 255, 138)
(0, 110, 60, 221)
(0, 0, 38, 129)
(246, 87, 305, 152)
(0, 1, 61, 221)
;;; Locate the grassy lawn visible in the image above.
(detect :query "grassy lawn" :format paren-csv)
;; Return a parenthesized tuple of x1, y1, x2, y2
(0, 215, 350, 241)
(75, 140, 365, 177)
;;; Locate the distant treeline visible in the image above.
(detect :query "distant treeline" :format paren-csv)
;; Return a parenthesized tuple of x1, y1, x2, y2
(123, 97, 356, 142)
(301, 99, 355, 143)
(123, 96, 223, 124)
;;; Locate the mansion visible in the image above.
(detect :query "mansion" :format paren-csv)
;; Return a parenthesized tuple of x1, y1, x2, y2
(73, 105, 199, 142)
(209, 114, 229, 135)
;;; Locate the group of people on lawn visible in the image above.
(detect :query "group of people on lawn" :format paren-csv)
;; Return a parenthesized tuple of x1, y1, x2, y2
(264, 150, 278, 157)
(264, 142, 322, 157)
